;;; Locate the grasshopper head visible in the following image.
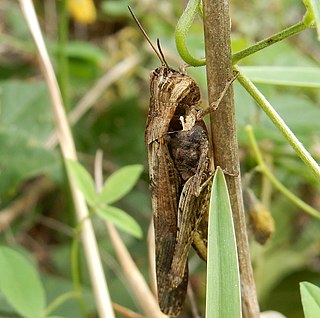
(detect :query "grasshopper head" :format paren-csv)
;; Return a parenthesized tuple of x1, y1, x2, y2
(150, 66, 201, 105)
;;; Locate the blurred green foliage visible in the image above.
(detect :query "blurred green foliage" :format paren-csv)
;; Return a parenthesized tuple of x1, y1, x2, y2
(0, 0, 319, 317)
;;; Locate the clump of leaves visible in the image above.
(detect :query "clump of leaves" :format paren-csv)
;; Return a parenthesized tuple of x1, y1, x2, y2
(66, 161, 143, 238)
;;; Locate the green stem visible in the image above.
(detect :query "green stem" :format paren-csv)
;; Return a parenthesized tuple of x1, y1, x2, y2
(175, 0, 205, 66)
(232, 21, 308, 64)
(235, 65, 320, 179)
(176, 5, 308, 66)
(71, 218, 88, 315)
(57, 0, 70, 110)
(246, 126, 320, 220)
(44, 291, 80, 317)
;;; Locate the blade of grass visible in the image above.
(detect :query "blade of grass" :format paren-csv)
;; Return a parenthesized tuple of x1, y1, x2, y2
(240, 66, 320, 88)
(206, 167, 241, 318)
(203, 1, 259, 315)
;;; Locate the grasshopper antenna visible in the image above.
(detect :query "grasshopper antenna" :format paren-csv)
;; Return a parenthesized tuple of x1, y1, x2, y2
(156, 38, 170, 69)
(128, 6, 169, 68)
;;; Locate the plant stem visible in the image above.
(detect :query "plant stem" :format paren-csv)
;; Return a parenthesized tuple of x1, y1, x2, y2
(71, 220, 87, 315)
(262, 168, 320, 219)
(175, 0, 205, 66)
(19, 1, 115, 317)
(235, 66, 320, 179)
(246, 126, 320, 220)
(44, 291, 80, 316)
(232, 21, 308, 64)
(202, 1, 260, 317)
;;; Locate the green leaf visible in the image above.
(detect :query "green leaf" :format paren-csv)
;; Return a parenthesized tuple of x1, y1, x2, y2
(65, 160, 98, 206)
(240, 66, 320, 88)
(206, 167, 241, 318)
(300, 282, 320, 318)
(65, 41, 106, 65)
(96, 205, 142, 239)
(101, 0, 131, 16)
(55, 41, 106, 79)
(0, 247, 46, 318)
(0, 80, 60, 200)
(98, 164, 143, 205)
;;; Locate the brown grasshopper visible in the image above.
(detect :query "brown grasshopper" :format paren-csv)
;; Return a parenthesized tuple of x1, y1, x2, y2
(129, 7, 236, 317)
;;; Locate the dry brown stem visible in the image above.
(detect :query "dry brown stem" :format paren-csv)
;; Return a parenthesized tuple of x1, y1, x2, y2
(202, 1, 260, 317)
(19, 1, 115, 317)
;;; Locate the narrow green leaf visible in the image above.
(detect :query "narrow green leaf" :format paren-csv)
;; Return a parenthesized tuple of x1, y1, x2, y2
(96, 205, 143, 239)
(65, 160, 98, 206)
(0, 247, 46, 318)
(206, 167, 241, 318)
(240, 66, 320, 88)
(300, 282, 320, 318)
(99, 164, 143, 205)
(64, 41, 106, 65)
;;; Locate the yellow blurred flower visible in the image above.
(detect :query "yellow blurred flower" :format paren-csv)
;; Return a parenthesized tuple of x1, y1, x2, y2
(68, 0, 97, 24)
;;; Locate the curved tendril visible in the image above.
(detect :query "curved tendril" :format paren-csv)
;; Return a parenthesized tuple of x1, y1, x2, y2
(175, 0, 206, 67)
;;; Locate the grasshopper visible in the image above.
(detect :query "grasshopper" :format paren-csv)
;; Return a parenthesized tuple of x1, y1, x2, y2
(129, 7, 236, 316)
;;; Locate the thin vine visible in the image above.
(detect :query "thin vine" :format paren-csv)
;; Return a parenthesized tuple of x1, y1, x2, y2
(175, 1, 315, 66)
(175, 0, 205, 66)
(246, 126, 320, 220)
